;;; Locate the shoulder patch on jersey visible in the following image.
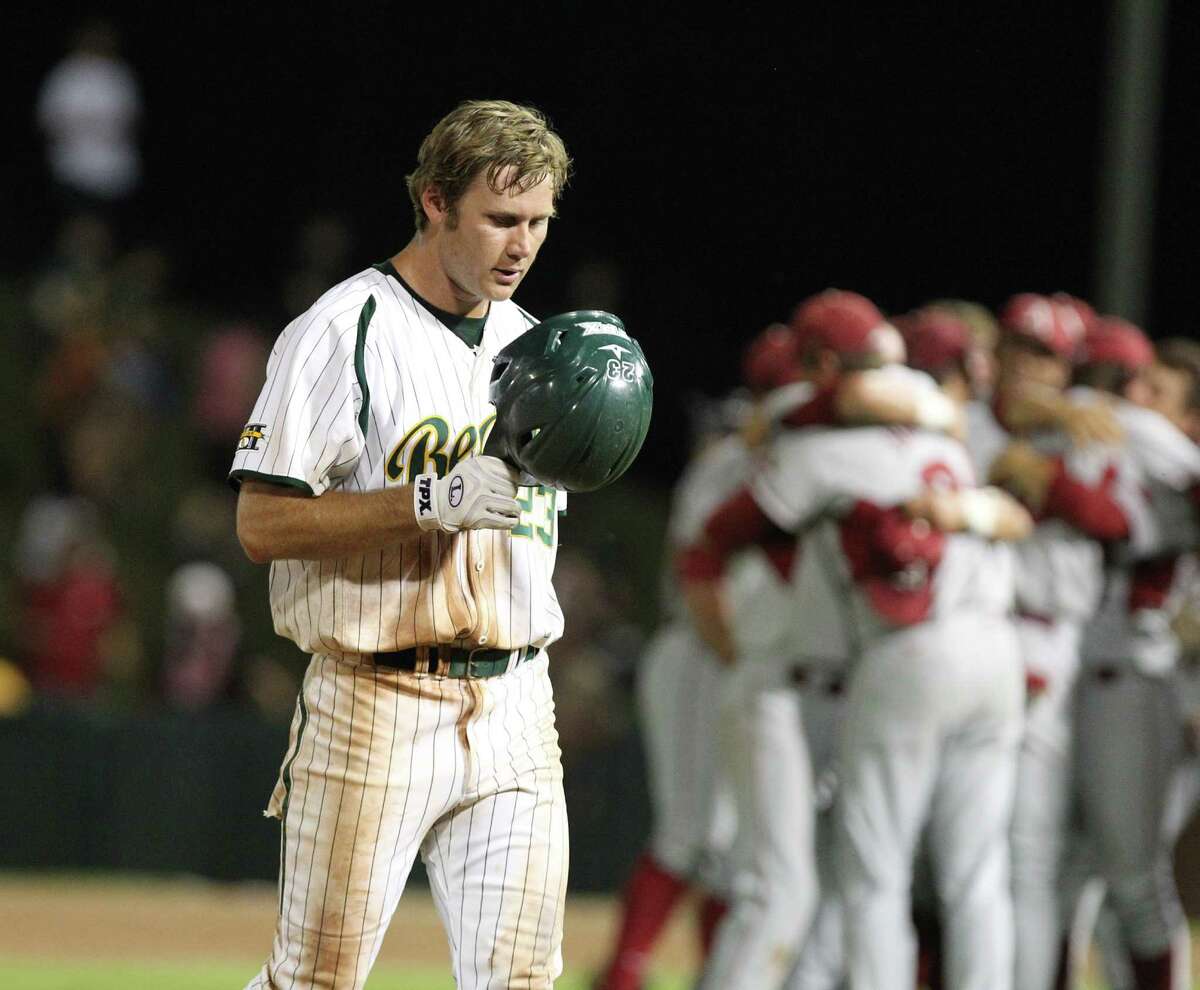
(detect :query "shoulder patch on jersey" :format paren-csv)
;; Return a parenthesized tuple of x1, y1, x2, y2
(237, 423, 271, 451)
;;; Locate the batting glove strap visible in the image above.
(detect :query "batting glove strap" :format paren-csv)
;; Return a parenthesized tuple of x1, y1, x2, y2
(413, 456, 522, 534)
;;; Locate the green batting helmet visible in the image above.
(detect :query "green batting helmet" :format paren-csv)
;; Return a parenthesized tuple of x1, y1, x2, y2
(485, 310, 653, 492)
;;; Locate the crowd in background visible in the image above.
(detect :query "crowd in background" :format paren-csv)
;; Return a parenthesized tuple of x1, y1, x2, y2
(0, 20, 648, 766)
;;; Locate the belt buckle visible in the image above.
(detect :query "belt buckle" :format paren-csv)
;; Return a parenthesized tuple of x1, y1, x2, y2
(465, 644, 497, 678)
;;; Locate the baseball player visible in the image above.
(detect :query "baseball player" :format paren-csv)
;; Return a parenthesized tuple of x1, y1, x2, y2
(689, 304, 1036, 990)
(686, 291, 1032, 988)
(592, 325, 799, 990)
(230, 100, 577, 990)
(978, 298, 1188, 990)
(678, 292, 902, 990)
(759, 298, 1144, 990)
(1068, 330, 1200, 988)
(694, 299, 982, 990)
(793, 295, 1152, 989)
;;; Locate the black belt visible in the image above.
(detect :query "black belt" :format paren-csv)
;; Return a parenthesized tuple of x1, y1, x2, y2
(372, 644, 536, 679)
(790, 666, 846, 696)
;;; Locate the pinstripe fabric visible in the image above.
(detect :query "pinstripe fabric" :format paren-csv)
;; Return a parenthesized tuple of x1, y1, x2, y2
(230, 266, 567, 656)
(244, 652, 567, 990)
(238, 266, 571, 989)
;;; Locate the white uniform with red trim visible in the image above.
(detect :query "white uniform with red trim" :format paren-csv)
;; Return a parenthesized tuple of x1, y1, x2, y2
(635, 433, 745, 892)
(1071, 402, 1200, 978)
(231, 262, 570, 990)
(696, 432, 823, 990)
(783, 541, 852, 990)
(966, 395, 1143, 990)
(752, 417, 1023, 990)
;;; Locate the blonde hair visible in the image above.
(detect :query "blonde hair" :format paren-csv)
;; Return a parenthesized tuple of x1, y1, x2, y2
(406, 100, 572, 231)
(927, 298, 999, 352)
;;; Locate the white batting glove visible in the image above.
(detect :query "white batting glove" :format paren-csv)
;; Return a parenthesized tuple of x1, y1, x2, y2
(413, 456, 522, 533)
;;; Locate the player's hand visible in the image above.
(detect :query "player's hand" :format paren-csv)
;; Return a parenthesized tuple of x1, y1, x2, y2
(682, 578, 738, 667)
(1056, 399, 1123, 447)
(413, 456, 522, 533)
(739, 404, 772, 449)
(906, 485, 1033, 540)
(904, 488, 964, 533)
(988, 440, 1055, 511)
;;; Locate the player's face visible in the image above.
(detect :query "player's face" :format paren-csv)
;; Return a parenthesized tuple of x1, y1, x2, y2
(940, 370, 971, 405)
(436, 168, 555, 311)
(995, 335, 1069, 395)
(965, 343, 996, 399)
(1138, 362, 1200, 440)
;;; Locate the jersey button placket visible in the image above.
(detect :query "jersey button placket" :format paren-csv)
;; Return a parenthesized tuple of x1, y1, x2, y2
(466, 531, 489, 645)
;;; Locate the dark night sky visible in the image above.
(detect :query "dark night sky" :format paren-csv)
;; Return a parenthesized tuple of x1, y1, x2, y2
(6, 3, 1198, 487)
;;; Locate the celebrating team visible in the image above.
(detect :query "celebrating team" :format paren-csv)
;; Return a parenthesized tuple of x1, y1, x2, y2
(595, 290, 1200, 990)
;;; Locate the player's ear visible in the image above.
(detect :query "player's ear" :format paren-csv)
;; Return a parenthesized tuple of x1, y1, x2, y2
(421, 185, 449, 227)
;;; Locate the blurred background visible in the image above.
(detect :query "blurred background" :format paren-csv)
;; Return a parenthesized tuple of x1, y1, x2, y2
(1, 2, 1198, 986)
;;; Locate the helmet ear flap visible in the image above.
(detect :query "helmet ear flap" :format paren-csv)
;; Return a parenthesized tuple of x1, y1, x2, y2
(488, 357, 512, 407)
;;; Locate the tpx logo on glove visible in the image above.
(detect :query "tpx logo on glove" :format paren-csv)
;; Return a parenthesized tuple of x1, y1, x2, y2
(448, 476, 464, 508)
(417, 477, 434, 516)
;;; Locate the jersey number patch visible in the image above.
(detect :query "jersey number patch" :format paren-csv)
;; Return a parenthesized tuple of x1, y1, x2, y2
(513, 486, 558, 546)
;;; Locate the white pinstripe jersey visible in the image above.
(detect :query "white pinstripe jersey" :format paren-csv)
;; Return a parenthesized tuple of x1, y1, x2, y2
(229, 263, 566, 656)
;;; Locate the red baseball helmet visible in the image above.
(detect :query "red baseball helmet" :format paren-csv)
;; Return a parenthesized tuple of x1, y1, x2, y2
(790, 289, 905, 364)
(1078, 316, 1154, 371)
(741, 322, 803, 394)
(999, 293, 1084, 360)
(1052, 292, 1098, 340)
(895, 307, 971, 376)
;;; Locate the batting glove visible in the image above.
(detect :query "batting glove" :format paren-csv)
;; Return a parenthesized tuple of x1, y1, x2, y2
(413, 456, 522, 533)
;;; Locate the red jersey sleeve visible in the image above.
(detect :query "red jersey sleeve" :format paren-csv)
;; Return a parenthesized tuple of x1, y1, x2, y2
(677, 487, 796, 582)
(780, 385, 840, 429)
(1040, 459, 1130, 541)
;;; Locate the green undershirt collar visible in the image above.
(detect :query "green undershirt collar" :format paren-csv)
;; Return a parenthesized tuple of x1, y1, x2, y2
(374, 260, 488, 349)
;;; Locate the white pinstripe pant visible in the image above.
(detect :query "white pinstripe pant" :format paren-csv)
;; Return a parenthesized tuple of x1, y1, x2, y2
(245, 651, 569, 990)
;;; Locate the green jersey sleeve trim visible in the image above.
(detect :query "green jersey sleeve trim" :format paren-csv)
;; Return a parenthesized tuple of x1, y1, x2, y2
(356, 295, 377, 439)
(228, 469, 316, 496)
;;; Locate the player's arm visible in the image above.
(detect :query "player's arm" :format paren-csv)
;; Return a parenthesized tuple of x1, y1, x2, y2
(904, 485, 1034, 542)
(829, 369, 964, 438)
(679, 431, 833, 662)
(677, 488, 791, 665)
(994, 384, 1123, 445)
(237, 482, 419, 562)
(987, 440, 1131, 540)
(744, 369, 963, 444)
(767, 368, 965, 441)
(236, 456, 522, 563)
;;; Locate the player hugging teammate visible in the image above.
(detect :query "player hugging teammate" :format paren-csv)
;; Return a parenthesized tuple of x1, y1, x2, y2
(603, 290, 1200, 990)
